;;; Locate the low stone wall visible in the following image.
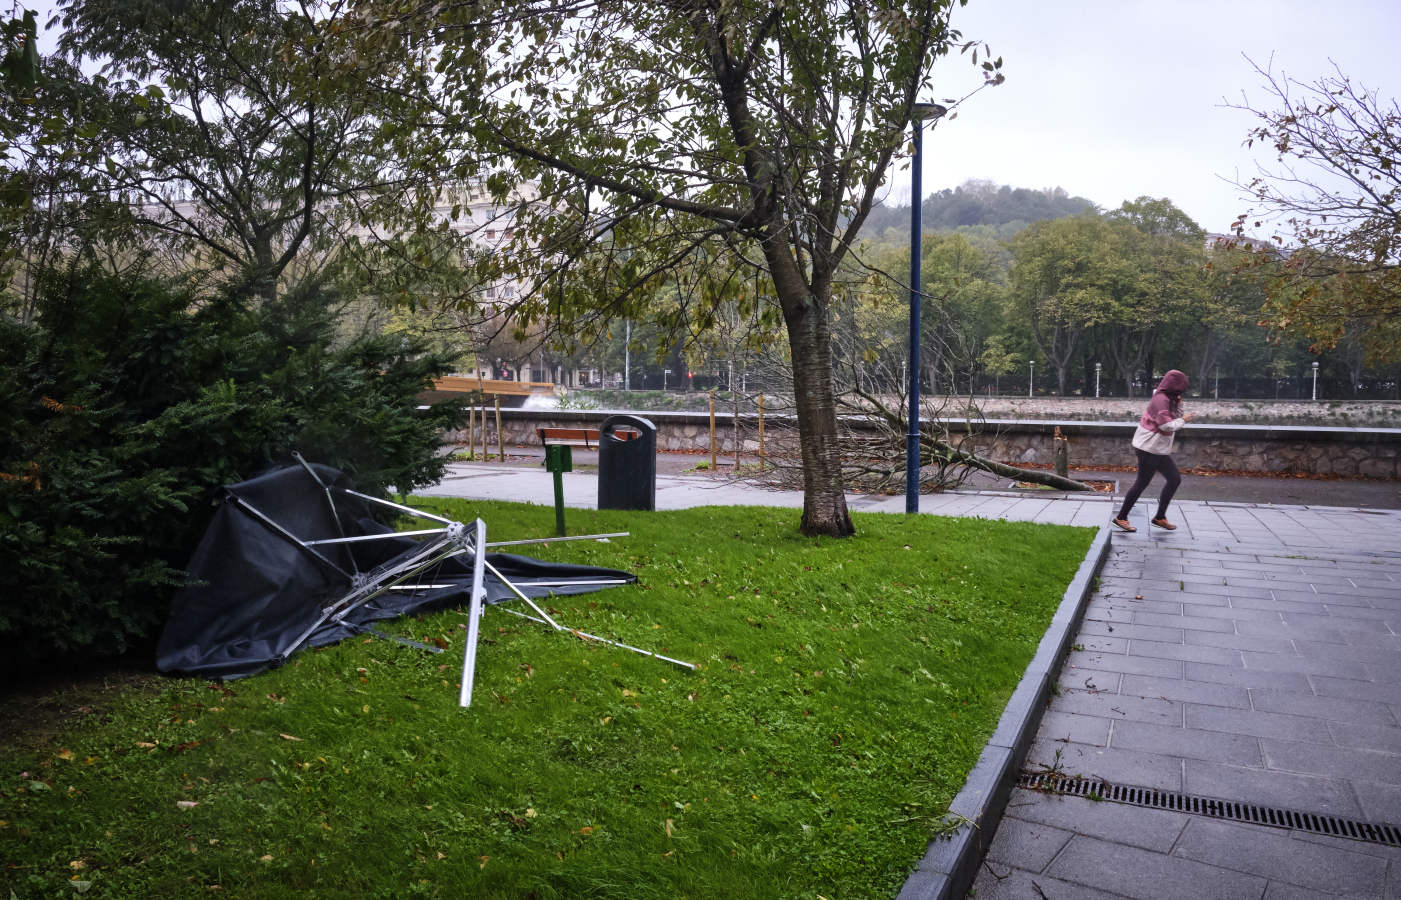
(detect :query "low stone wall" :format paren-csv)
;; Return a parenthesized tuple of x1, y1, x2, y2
(443, 409, 1401, 479)
(973, 421, 1401, 479)
(921, 396, 1401, 428)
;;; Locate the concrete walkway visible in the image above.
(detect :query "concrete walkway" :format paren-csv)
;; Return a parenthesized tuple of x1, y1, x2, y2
(972, 504, 1401, 899)
(418, 462, 1401, 898)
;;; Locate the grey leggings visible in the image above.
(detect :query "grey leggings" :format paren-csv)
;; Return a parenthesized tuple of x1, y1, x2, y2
(1117, 449, 1181, 520)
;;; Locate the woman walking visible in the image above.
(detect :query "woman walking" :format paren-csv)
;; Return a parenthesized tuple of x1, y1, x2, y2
(1113, 370, 1195, 532)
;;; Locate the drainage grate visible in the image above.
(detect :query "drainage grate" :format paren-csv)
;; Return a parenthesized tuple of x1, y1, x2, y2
(1017, 771, 1401, 848)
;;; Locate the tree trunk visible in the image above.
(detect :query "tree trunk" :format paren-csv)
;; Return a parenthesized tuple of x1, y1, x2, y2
(775, 271, 854, 538)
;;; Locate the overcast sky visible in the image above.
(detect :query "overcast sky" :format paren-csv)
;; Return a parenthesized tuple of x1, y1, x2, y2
(892, 0, 1401, 236)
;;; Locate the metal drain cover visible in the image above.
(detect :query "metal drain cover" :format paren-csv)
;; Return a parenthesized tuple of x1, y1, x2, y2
(1018, 771, 1401, 848)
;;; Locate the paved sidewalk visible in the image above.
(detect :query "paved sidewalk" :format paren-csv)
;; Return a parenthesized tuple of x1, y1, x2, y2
(974, 506, 1401, 899)
(418, 462, 1401, 898)
(416, 461, 1119, 526)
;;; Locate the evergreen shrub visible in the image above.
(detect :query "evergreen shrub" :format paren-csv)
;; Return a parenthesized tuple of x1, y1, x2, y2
(0, 267, 464, 667)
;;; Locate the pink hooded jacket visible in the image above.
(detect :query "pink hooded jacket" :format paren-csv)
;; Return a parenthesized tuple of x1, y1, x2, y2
(1139, 370, 1188, 433)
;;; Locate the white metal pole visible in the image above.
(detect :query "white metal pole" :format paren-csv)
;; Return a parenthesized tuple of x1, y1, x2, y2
(459, 519, 488, 707)
(1029, 361, 1034, 398)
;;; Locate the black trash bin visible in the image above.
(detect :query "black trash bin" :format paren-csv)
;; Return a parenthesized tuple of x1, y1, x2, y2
(598, 414, 657, 511)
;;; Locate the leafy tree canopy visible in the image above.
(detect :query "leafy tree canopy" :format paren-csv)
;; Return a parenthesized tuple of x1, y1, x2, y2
(1230, 59, 1401, 364)
(371, 0, 1001, 536)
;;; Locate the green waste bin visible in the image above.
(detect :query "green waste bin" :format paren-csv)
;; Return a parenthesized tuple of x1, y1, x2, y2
(597, 415, 656, 511)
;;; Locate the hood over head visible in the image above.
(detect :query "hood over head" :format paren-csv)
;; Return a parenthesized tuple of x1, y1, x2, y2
(1156, 370, 1188, 396)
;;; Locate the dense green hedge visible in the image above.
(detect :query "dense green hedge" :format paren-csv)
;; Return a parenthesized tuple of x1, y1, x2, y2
(0, 268, 465, 668)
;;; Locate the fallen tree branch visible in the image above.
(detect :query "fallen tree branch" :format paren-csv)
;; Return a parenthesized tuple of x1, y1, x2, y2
(845, 381, 1093, 493)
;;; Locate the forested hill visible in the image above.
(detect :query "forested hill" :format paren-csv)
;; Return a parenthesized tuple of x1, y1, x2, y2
(862, 180, 1098, 239)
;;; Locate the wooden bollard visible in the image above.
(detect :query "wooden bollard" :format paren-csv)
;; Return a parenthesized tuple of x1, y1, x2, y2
(495, 397, 504, 461)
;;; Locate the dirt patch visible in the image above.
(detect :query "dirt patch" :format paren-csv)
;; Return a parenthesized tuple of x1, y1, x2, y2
(0, 662, 167, 756)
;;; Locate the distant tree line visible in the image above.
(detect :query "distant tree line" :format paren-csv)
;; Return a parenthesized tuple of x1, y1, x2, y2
(861, 180, 1097, 241)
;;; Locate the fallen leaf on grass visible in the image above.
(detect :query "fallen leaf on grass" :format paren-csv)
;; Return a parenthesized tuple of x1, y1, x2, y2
(56, 749, 73, 761)
(578, 826, 594, 835)
(176, 801, 199, 810)
(135, 741, 157, 749)
(478, 855, 490, 869)
(279, 733, 304, 742)
(664, 818, 675, 838)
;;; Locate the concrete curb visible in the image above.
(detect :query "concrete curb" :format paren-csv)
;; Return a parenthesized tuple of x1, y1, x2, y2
(896, 525, 1113, 900)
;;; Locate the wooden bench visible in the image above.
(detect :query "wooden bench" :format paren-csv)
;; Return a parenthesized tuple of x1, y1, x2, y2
(536, 426, 638, 450)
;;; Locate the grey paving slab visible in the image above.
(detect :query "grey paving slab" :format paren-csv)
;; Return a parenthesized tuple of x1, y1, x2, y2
(1119, 672, 1252, 708)
(1037, 709, 1113, 747)
(1110, 719, 1263, 766)
(1054, 667, 1122, 696)
(1182, 660, 1313, 693)
(1079, 620, 1184, 643)
(1183, 759, 1366, 818)
(1242, 648, 1373, 680)
(1133, 610, 1238, 633)
(1127, 638, 1242, 667)
(970, 865, 1130, 900)
(1250, 687, 1401, 727)
(1184, 703, 1334, 744)
(1355, 778, 1401, 824)
(1173, 817, 1390, 896)
(1184, 627, 1295, 652)
(1069, 647, 1183, 679)
(981, 816, 1074, 872)
(1044, 835, 1268, 900)
(998, 788, 1190, 852)
(1261, 737, 1401, 784)
(1049, 688, 1184, 727)
(1327, 718, 1401, 754)
(1026, 737, 1184, 791)
(1313, 674, 1401, 707)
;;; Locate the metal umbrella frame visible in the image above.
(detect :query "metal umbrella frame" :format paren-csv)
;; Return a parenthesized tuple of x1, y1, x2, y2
(221, 454, 695, 706)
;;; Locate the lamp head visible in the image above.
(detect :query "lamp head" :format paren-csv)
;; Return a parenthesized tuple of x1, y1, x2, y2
(911, 102, 948, 121)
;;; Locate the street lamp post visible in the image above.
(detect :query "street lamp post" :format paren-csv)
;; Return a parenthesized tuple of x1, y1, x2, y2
(906, 101, 947, 515)
(1029, 360, 1035, 398)
(1311, 361, 1320, 401)
(1094, 362, 1101, 398)
(663, 368, 670, 391)
(624, 319, 631, 391)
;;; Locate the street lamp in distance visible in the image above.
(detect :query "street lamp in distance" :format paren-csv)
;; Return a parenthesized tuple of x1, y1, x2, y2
(1094, 362, 1101, 398)
(906, 100, 948, 516)
(1029, 360, 1035, 398)
(1311, 361, 1320, 400)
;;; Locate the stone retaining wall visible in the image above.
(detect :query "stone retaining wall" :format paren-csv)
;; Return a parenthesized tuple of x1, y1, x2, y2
(913, 396, 1401, 427)
(443, 409, 1401, 479)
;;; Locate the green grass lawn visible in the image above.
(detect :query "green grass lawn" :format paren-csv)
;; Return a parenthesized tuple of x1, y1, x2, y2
(1, 502, 1092, 899)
